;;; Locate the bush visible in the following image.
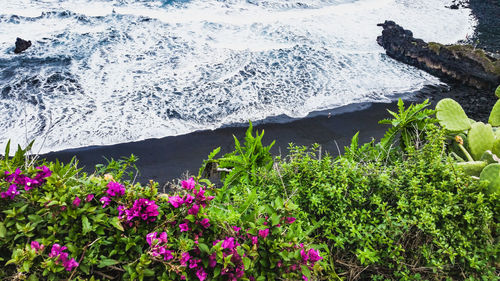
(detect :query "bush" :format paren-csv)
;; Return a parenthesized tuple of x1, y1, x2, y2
(224, 125, 499, 280)
(0, 147, 324, 280)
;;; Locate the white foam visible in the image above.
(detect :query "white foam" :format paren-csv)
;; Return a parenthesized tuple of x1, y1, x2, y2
(0, 0, 476, 153)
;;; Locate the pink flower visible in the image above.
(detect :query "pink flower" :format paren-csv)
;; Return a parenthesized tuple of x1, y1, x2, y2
(85, 194, 94, 202)
(209, 253, 217, 268)
(301, 249, 308, 263)
(308, 248, 322, 263)
(286, 217, 296, 224)
(258, 228, 269, 239)
(49, 244, 67, 258)
(188, 204, 200, 215)
(159, 232, 168, 243)
(180, 252, 191, 267)
(30, 241, 44, 253)
(179, 223, 189, 232)
(196, 267, 207, 281)
(222, 237, 235, 249)
(199, 218, 210, 229)
(184, 193, 195, 205)
(100, 196, 111, 208)
(232, 226, 241, 233)
(60, 206, 67, 211)
(302, 275, 308, 281)
(63, 258, 79, 271)
(169, 195, 184, 208)
(106, 181, 125, 197)
(146, 232, 158, 246)
(72, 196, 81, 207)
(250, 236, 258, 245)
(1, 184, 19, 199)
(189, 258, 200, 268)
(182, 177, 195, 190)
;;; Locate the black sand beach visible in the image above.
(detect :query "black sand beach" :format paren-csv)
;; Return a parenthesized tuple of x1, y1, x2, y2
(42, 82, 496, 189)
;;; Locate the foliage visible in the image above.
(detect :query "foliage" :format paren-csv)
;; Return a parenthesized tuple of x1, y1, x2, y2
(241, 126, 499, 280)
(378, 98, 437, 152)
(436, 96, 500, 194)
(0, 145, 324, 280)
(202, 121, 275, 187)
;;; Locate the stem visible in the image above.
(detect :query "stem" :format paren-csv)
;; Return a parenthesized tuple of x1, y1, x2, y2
(458, 143, 474, 162)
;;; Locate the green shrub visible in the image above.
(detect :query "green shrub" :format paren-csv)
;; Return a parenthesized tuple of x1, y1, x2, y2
(232, 126, 499, 280)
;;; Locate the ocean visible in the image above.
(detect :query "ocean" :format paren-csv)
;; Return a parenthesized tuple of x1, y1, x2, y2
(0, 0, 475, 153)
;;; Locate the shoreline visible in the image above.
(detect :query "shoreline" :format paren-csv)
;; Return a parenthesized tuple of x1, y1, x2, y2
(42, 82, 496, 189)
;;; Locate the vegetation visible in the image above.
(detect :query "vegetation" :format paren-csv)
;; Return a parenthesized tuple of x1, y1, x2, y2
(1, 93, 499, 280)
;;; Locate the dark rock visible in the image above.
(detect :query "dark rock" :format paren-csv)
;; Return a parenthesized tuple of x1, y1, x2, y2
(377, 20, 500, 89)
(14, 37, 32, 54)
(449, 4, 459, 9)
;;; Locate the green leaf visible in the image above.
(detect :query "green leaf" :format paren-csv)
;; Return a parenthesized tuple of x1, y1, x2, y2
(98, 258, 119, 268)
(198, 243, 210, 254)
(0, 222, 6, 238)
(301, 265, 312, 278)
(82, 216, 91, 235)
(110, 216, 124, 232)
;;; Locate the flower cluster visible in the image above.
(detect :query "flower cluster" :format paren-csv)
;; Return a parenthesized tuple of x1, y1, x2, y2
(30, 242, 79, 271)
(146, 232, 173, 261)
(100, 181, 126, 208)
(118, 198, 159, 226)
(213, 236, 245, 280)
(1, 166, 52, 199)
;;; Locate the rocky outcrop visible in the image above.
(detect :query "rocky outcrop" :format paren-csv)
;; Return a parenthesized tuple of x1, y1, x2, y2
(377, 20, 500, 89)
(14, 37, 31, 54)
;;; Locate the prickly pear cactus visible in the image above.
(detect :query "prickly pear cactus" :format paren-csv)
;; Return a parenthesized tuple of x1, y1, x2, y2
(456, 161, 488, 176)
(436, 98, 471, 131)
(480, 163, 500, 194)
(480, 150, 500, 164)
(495, 85, 500, 99)
(468, 122, 494, 160)
(489, 100, 500, 126)
(493, 139, 500, 158)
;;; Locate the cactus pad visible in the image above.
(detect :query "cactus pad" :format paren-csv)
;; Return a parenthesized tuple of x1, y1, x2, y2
(468, 122, 494, 160)
(495, 85, 500, 99)
(489, 100, 500, 126)
(479, 163, 500, 194)
(493, 139, 500, 157)
(480, 150, 500, 164)
(436, 98, 471, 131)
(456, 161, 488, 176)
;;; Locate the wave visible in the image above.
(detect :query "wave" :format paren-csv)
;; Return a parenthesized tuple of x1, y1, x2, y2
(0, 0, 476, 153)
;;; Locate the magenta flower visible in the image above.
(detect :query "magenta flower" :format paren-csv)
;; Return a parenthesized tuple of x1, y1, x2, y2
(301, 249, 308, 263)
(189, 258, 200, 268)
(100, 196, 111, 208)
(188, 204, 200, 215)
(250, 236, 258, 245)
(121, 199, 159, 225)
(302, 275, 308, 281)
(182, 177, 195, 190)
(179, 223, 189, 232)
(180, 252, 191, 266)
(30, 241, 44, 253)
(232, 226, 241, 233)
(158, 232, 168, 243)
(159, 247, 174, 261)
(169, 195, 184, 208)
(1, 184, 19, 199)
(308, 248, 322, 263)
(184, 193, 195, 205)
(85, 194, 94, 202)
(196, 267, 207, 281)
(106, 181, 125, 197)
(146, 232, 158, 246)
(209, 253, 217, 268)
(72, 196, 81, 207)
(286, 217, 296, 224)
(63, 258, 79, 271)
(49, 244, 67, 258)
(222, 237, 235, 249)
(258, 228, 269, 239)
(199, 218, 210, 229)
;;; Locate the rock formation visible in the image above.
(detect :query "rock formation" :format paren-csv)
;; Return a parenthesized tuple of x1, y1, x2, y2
(14, 37, 32, 54)
(377, 20, 500, 89)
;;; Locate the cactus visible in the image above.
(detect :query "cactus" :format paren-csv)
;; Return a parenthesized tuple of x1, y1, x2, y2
(456, 161, 488, 176)
(489, 100, 500, 126)
(493, 139, 500, 157)
(495, 85, 500, 99)
(480, 150, 500, 164)
(436, 98, 471, 131)
(479, 163, 500, 194)
(468, 122, 495, 160)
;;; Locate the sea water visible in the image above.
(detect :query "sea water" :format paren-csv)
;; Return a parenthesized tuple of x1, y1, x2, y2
(0, 0, 475, 153)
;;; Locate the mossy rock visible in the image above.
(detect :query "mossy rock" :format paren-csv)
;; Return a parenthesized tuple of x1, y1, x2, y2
(436, 98, 471, 131)
(489, 100, 500, 126)
(480, 163, 500, 194)
(468, 122, 494, 160)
